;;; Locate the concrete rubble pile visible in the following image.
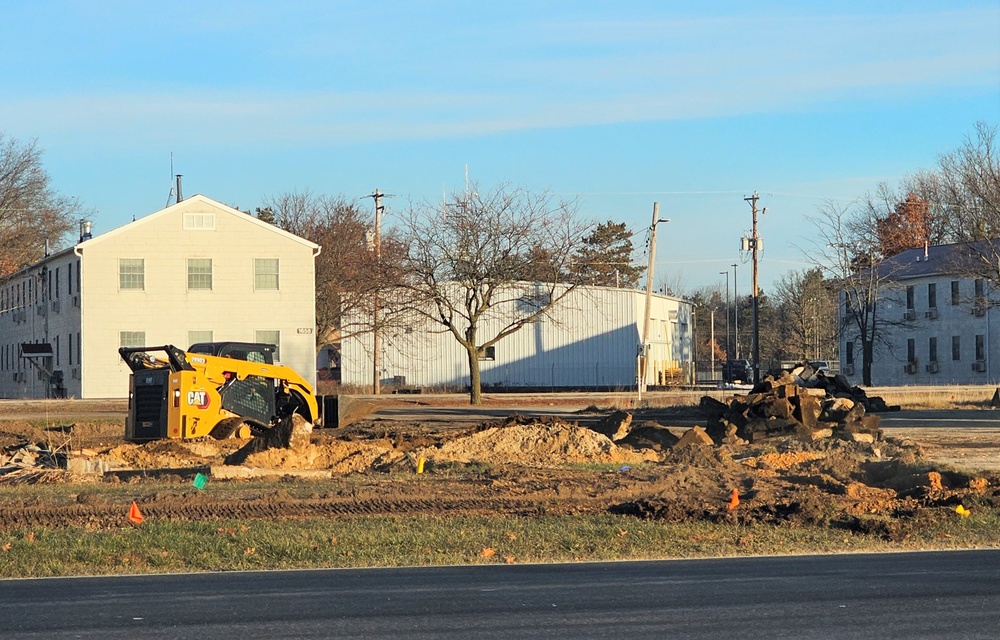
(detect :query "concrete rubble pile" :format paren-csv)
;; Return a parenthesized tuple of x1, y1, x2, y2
(700, 364, 895, 445)
(0, 442, 66, 483)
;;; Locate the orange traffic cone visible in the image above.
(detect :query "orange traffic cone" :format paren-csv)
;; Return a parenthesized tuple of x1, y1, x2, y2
(727, 488, 740, 511)
(128, 501, 144, 525)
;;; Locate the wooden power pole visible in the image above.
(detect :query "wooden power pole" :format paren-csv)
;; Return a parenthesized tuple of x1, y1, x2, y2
(365, 188, 386, 395)
(744, 192, 764, 384)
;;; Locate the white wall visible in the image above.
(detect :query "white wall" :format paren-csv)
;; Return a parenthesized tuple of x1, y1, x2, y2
(78, 196, 318, 398)
(341, 285, 692, 389)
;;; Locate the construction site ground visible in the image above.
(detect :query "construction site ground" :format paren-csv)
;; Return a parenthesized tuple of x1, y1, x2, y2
(0, 393, 999, 542)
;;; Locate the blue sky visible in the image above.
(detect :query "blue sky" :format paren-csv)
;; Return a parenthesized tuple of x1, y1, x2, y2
(2, 1, 998, 294)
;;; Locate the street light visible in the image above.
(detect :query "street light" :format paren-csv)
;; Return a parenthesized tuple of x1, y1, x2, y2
(638, 203, 669, 400)
(732, 263, 739, 359)
(720, 271, 731, 374)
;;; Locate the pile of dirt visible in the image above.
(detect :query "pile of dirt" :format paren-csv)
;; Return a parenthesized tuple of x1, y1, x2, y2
(104, 440, 237, 469)
(416, 421, 659, 467)
(240, 439, 404, 473)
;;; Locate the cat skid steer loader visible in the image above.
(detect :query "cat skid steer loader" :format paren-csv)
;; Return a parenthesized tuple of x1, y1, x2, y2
(120, 342, 322, 442)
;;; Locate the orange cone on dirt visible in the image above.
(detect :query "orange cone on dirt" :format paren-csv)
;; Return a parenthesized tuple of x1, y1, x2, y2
(128, 501, 144, 525)
(727, 488, 740, 511)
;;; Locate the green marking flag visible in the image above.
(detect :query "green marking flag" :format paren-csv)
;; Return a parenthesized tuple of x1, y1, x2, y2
(192, 472, 208, 490)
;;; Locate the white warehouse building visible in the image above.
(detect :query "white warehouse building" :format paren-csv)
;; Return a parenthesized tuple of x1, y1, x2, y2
(0, 194, 320, 399)
(340, 285, 694, 390)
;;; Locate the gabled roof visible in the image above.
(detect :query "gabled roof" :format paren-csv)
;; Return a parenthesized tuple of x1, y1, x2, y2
(874, 240, 1000, 281)
(76, 194, 320, 253)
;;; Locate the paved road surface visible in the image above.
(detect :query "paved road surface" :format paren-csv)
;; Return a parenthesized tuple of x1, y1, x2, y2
(1, 550, 998, 639)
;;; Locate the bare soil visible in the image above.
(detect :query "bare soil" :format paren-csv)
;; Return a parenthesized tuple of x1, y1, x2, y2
(0, 401, 997, 540)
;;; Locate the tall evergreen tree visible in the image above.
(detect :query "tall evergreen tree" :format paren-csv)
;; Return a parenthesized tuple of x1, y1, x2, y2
(572, 221, 642, 287)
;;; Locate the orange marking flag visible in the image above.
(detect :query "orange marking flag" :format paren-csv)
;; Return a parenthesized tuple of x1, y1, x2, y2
(128, 501, 144, 525)
(728, 488, 740, 511)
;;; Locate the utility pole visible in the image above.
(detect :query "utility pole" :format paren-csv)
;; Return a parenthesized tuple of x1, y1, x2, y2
(709, 308, 715, 384)
(719, 270, 731, 371)
(744, 191, 764, 384)
(365, 188, 386, 395)
(639, 202, 669, 401)
(732, 263, 739, 359)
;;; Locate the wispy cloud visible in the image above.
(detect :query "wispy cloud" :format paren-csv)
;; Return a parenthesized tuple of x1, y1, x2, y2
(1, 5, 996, 149)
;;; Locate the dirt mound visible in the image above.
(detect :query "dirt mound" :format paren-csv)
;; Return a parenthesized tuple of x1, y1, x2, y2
(241, 440, 404, 473)
(104, 440, 235, 469)
(417, 421, 660, 466)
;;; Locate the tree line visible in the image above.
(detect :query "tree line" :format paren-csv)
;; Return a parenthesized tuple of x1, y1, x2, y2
(1, 122, 996, 396)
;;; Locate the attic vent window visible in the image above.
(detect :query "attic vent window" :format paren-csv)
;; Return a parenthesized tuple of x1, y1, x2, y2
(183, 213, 216, 230)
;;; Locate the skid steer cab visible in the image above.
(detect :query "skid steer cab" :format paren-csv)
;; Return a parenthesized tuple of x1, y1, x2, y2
(120, 342, 321, 442)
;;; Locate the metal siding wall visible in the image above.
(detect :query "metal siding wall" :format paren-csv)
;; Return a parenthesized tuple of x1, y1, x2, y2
(341, 286, 693, 389)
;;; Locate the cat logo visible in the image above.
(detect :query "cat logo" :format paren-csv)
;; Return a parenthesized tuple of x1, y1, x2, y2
(187, 390, 210, 409)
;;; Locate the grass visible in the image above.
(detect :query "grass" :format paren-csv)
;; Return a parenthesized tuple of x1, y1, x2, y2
(1, 509, 998, 578)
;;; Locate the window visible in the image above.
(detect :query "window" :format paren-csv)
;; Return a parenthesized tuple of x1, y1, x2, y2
(254, 258, 279, 290)
(907, 338, 915, 364)
(119, 259, 145, 290)
(120, 331, 146, 348)
(953, 336, 961, 361)
(187, 258, 213, 290)
(255, 330, 280, 360)
(77, 332, 81, 364)
(68, 262, 72, 296)
(68, 333, 73, 366)
(55, 267, 59, 299)
(928, 337, 937, 363)
(975, 278, 985, 298)
(976, 334, 985, 361)
(845, 341, 854, 365)
(927, 283, 936, 309)
(951, 280, 960, 305)
(55, 335, 60, 366)
(183, 213, 216, 230)
(906, 286, 914, 310)
(76, 259, 81, 293)
(479, 345, 496, 361)
(188, 330, 213, 346)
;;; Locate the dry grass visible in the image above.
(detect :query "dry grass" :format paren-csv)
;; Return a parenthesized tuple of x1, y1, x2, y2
(2, 510, 999, 578)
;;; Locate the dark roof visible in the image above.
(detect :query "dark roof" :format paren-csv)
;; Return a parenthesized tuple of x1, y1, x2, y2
(874, 240, 1000, 281)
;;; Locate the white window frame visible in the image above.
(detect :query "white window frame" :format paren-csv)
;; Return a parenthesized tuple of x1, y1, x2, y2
(183, 213, 216, 230)
(119, 258, 145, 291)
(254, 258, 280, 291)
(187, 258, 213, 291)
(187, 330, 213, 346)
(255, 330, 280, 360)
(119, 331, 146, 348)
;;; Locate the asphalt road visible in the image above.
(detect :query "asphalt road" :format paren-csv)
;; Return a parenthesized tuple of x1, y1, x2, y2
(2, 550, 998, 639)
(368, 404, 1000, 430)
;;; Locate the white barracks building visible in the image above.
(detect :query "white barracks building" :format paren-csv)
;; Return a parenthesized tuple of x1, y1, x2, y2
(0, 195, 319, 399)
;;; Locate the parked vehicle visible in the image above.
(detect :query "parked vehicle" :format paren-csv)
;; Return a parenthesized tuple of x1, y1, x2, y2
(722, 359, 752, 383)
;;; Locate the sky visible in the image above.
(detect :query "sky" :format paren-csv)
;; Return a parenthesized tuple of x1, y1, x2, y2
(2, 1, 998, 295)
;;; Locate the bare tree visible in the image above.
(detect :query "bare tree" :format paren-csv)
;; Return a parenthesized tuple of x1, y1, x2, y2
(259, 191, 408, 352)
(399, 184, 591, 405)
(805, 199, 910, 385)
(0, 133, 84, 276)
(910, 122, 1000, 283)
(772, 268, 838, 363)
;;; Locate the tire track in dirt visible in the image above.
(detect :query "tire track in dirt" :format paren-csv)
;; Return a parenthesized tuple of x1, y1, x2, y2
(0, 494, 600, 531)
